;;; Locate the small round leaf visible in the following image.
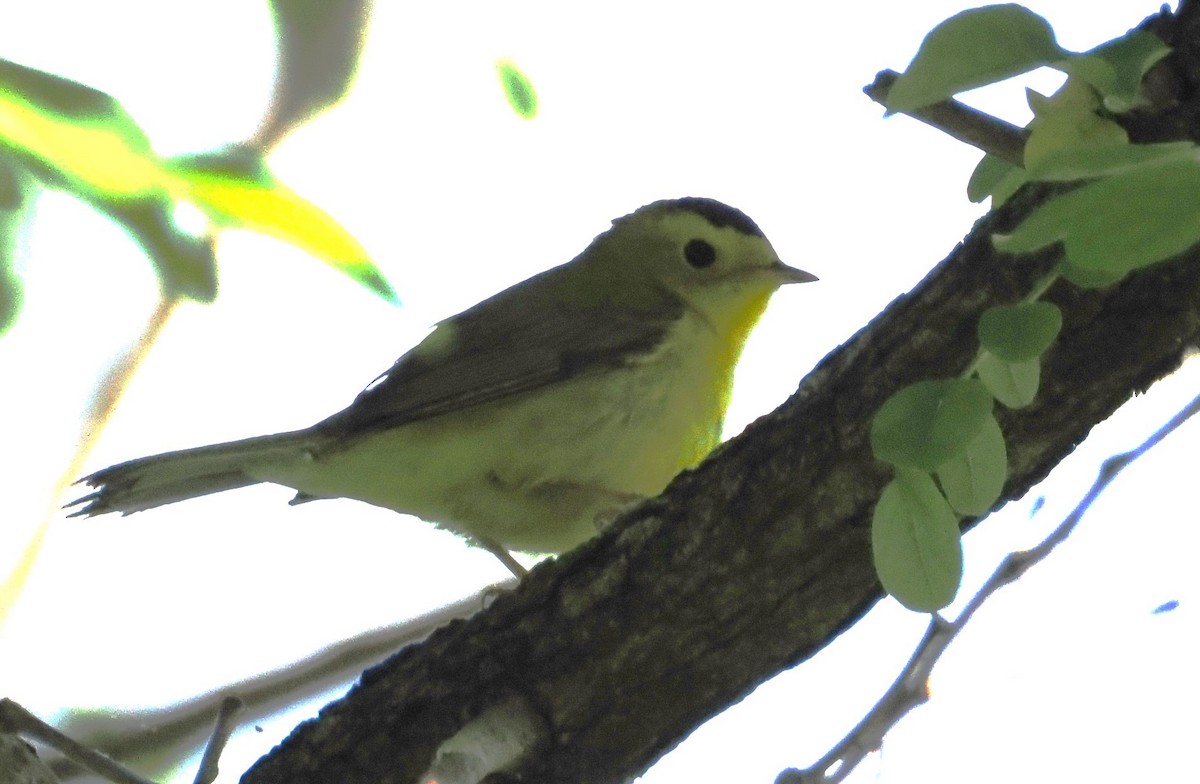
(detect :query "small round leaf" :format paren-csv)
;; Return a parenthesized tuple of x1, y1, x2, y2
(936, 414, 1007, 515)
(976, 353, 1040, 409)
(977, 301, 1062, 361)
(872, 468, 964, 612)
(871, 379, 994, 470)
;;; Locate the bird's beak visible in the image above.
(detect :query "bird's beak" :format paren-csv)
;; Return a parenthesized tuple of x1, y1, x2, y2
(772, 261, 818, 284)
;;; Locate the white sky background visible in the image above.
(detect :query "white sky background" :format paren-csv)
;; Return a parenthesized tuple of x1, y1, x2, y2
(0, 1, 1196, 782)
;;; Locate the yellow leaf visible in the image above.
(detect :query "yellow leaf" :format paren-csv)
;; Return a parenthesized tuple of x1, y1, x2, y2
(0, 90, 166, 196)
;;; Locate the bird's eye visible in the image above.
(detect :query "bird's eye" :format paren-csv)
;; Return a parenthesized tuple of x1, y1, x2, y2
(684, 238, 717, 269)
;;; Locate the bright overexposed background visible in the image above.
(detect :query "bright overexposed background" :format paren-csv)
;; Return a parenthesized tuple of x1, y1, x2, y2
(0, 1, 1195, 782)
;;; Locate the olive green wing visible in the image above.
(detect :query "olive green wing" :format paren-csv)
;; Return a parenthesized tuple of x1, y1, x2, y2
(317, 266, 681, 437)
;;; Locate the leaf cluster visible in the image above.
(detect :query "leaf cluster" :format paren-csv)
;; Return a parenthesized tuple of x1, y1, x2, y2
(0, 1, 393, 337)
(871, 3, 1182, 611)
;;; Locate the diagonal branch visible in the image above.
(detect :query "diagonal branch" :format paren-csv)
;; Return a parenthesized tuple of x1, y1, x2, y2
(239, 3, 1200, 783)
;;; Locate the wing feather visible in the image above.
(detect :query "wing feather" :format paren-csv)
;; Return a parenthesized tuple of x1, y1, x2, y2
(318, 265, 680, 437)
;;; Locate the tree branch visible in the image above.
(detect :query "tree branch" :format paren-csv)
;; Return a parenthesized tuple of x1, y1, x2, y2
(239, 3, 1199, 783)
(862, 69, 1028, 165)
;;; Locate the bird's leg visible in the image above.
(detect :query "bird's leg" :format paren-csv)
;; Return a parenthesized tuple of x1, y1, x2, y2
(476, 537, 528, 579)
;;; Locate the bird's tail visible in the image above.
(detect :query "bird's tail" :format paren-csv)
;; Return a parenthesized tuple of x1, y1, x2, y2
(68, 430, 313, 517)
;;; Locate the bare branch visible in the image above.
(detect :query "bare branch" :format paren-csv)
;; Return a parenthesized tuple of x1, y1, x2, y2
(51, 588, 506, 781)
(193, 697, 244, 784)
(863, 69, 1029, 165)
(778, 390, 1200, 783)
(0, 699, 152, 784)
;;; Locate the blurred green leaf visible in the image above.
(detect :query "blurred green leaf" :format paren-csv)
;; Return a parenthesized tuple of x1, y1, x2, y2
(260, 0, 372, 147)
(0, 150, 32, 333)
(171, 146, 274, 183)
(0, 271, 20, 334)
(936, 414, 1007, 515)
(102, 196, 217, 302)
(978, 301, 1062, 361)
(871, 378, 994, 471)
(976, 352, 1040, 409)
(886, 4, 1065, 113)
(0, 58, 164, 198)
(0, 57, 390, 303)
(0, 56, 115, 118)
(168, 151, 396, 303)
(496, 60, 538, 119)
(872, 467, 963, 612)
(0, 152, 23, 210)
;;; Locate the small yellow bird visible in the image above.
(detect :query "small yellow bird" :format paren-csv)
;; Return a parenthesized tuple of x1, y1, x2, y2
(71, 198, 815, 574)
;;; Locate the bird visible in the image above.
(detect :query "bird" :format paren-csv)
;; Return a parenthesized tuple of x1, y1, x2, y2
(70, 197, 816, 575)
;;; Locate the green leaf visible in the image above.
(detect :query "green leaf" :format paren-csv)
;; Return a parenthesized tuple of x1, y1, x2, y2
(261, 0, 371, 145)
(871, 378, 994, 470)
(886, 4, 1066, 113)
(967, 153, 1019, 203)
(1026, 141, 1196, 182)
(1056, 163, 1200, 272)
(990, 167, 1031, 208)
(936, 415, 1007, 515)
(977, 301, 1062, 361)
(976, 352, 1040, 409)
(171, 146, 273, 183)
(995, 159, 1200, 273)
(0, 151, 32, 331)
(1026, 104, 1129, 165)
(167, 152, 397, 303)
(0, 58, 164, 198)
(969, 159, 1030, 208)
(1022, 80, 1128, 169)
(0, 58, 394, 304)
(101, 197, 217, 302)
(0, 270, 20, 334)
(0, 152, 22, 210)
(1068, 30, 1171, 112)
(0, 56, 116, 118)
(1059, 258, 1127, 289)
(872, 468, 964, 612)
(1058, 57, 1115, 108)
(497, 60, 538, 119)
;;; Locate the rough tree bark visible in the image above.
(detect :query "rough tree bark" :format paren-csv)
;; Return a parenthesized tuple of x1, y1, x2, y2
(241, 3, 1200, 782)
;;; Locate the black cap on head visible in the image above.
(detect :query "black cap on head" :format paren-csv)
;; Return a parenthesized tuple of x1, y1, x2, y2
(658, 197, 766, 239)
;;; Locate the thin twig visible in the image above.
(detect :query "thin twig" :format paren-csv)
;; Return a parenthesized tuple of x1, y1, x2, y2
(778, 390, 1200, 784)
(0, 699, 153, 784)
(0, 296, 178, 634)
(50, 584, 511, 781)
(193, 697, 244, 784)
(863, 69, 1029, 166)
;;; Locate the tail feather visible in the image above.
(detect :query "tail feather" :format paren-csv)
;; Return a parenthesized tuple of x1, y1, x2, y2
(68, 431, 311, 516)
